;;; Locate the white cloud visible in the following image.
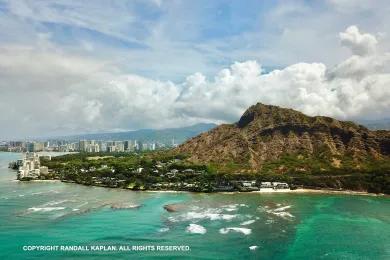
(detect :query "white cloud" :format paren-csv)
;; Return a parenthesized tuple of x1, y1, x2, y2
(0, 26, 389, 139)
(340, 25, 378, 56)
(4, 0, 141, 44)
(177, 26, 390, 122)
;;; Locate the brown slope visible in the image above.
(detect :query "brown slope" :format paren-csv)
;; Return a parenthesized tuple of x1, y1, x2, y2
(175, 103, 390, 171)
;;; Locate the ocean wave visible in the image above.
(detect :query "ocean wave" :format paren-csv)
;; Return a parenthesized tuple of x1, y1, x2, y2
(222, 204, 239, 212)
(28, 207, 65, 212)
(186, 224, 207, 234)
(31, 190, 60, 196)
(263, 204, 294, 219)
(249, 245, 258, 251)
(158, 227, 170, 233)
(31, 192, 44, 195)
(170, 208, 238, 222)
(240, 220, 256, 226)
(110, 203, 141, 210)
(269, 211, 294, 218)
(273, 205, 292, 212)
(183, 211, 237, 221)
(221, 203, 248, 212)
(219, 227, 252, 235)
(75, 202, 89, 208)
(43, 200, 69, 206)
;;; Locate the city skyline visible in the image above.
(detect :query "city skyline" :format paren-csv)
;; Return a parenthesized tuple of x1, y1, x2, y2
(3, 139, 174, 153)
(0, 0, 390, 139)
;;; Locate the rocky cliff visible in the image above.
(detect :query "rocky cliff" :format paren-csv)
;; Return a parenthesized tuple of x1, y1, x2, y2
(175, 103, 390, 172)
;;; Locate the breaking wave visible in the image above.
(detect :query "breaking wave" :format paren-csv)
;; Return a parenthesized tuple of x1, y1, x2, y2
(260, 204, 295, 219)
(186, 224, 207, 234)
(158, 227, 170, 233)
(240, 220, 256, 226)
(273, 205, 292, 212)
(219, 227, 252, 235)
(170, 208, 238, 222)
(221, 204, 248, 212)
(28, 207, 65, 212)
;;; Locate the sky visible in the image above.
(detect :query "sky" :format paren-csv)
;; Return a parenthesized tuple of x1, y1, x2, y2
(0, 0, 389, 139)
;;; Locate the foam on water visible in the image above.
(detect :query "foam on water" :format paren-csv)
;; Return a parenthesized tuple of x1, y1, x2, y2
(43, 200, 69, 206)
(28, 207, 66, 212)
(186, 224, 207, 234)
(222, 204, 239, 212)
(158, 227, 170, 233)
(273, 205, 292, 212)
(219, 227, 252, 235)
(240, 220, 256, 226)
(172, 208, 238, 222)
(262, 204, 295, 219)
(270, 211, 294, 218)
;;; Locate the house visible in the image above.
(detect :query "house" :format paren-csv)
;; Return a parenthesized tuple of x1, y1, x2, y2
(213, 181, 235, 192)
(260, 182, 273, 188)
(273, 182, 289, 189)
(241, 181, 257, 187)
(233, 180, 259, 191)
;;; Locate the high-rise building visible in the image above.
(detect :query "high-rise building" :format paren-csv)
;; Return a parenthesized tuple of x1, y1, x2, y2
(79, 140, 88, 152)
(124, 140, 133, 151)
(26, 142, 44, 152)
(114, 141, 124, 152)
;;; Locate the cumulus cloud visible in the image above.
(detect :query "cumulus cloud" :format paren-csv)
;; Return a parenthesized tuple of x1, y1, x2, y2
(174, 26, 389, 122)
(0, 26, 389, 139)
(339, 25, 378, 56)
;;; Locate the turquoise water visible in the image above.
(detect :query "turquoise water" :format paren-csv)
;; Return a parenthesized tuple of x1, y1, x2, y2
(0, 152, 389, 259)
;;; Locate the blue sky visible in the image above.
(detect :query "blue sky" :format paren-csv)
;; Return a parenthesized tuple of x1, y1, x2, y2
(2, 0, 389, 79)
(0, 0, 360, 79)
(0, 0, 389, 138)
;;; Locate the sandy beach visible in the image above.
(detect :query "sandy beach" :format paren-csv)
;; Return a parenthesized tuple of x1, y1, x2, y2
(252, 188, 385, 196)
(14, 179, 386, 196)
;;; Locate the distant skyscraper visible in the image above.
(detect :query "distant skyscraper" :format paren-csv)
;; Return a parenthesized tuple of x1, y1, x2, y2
(79, 140, 88, 152)
(124, 140, 133, 151)
(26, 142, 44, 152)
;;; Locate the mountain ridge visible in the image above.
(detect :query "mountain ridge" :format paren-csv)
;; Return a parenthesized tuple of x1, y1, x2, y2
(175, 103, 390, 171)
(46, 123, 217, 144)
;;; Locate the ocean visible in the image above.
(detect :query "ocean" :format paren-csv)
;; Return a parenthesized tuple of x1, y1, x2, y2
(0, 152, 389, 259)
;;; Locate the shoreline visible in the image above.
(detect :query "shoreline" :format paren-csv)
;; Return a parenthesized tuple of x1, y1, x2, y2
(18, 179, 387, 196)
(253, 188, 385, 196)
(14, 179, 61, 183)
